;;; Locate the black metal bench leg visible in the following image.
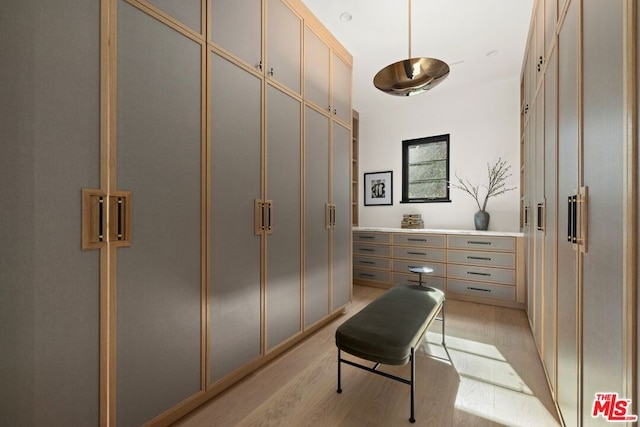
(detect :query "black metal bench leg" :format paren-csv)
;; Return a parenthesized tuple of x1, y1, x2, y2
(337, 349, 342, 393)
(410, 347, 416, 423)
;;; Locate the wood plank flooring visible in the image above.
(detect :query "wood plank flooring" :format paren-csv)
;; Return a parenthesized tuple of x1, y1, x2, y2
(175, 285, 561, 427)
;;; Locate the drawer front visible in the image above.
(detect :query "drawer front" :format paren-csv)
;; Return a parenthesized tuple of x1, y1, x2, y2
(392, 233, 445, 248)
(392, 272, 445, 291)
(353, 256, 390, 270)
(353, 232, 391, 244)
(393, 260, 446, 277)
(447, 249, 515, 269)
(447, 235, 515, 252)
(447, 264, 515, 285)
(447, 278, 515, 300)
(392, 246, 446, 262)
(353, 243, 390, 257)
(353, 268, 390, 283)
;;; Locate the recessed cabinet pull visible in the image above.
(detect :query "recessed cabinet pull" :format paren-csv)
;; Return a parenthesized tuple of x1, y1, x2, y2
(467, 241, 491, 245)
(359, 235, 375, 239)
(567, 196, 573, 242)
(266, 200, 273, 235)
(82, 189, 131, 249)
(571, 195, 578, 243)
(98, 197, 104, 241)
(331, 205, 336, 227)
(407, 238, 426, 242)
(566, 188, 588, 251)
(359, 260, 375, 265)
(407, 251, 426, 256)
(467, 256, 491, 261)
(359, 273, 375, 278)
(359, 248, 375, 252)
(467, 287, 491, 293)
(537, 203, 544, 232)
(467, 271, 491, 277)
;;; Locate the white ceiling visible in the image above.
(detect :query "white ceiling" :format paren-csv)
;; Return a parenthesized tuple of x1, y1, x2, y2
(300, 0, 535, 112)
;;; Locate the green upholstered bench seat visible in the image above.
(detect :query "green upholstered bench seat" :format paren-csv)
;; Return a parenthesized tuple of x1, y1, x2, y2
(335, 284, 447, 423)
(335, 285, 445, 365)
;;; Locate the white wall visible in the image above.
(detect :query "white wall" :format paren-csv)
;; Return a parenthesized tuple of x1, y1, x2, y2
(358, 76, 521, 231)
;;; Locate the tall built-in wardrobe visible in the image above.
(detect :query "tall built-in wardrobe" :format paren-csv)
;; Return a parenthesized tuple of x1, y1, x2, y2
(521, 0, 638, 425)
(0, 0, 353, 425)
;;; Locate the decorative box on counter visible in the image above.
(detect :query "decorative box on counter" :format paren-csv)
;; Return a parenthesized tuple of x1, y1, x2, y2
(401, 214, 423, 229)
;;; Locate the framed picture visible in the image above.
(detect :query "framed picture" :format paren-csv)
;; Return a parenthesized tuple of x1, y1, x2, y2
(364, 171, 393, 206)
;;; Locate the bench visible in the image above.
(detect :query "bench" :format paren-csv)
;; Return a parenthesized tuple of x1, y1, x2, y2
(335, 285, 448, 423)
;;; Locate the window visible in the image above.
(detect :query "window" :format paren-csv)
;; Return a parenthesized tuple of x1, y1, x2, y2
(401, 134, 450, 203)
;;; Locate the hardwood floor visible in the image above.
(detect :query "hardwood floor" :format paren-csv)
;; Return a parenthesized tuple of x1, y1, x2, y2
(175, 285, 561, 427)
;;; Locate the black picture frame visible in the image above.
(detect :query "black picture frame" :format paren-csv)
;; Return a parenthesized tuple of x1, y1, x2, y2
(364, 171, 393, 206)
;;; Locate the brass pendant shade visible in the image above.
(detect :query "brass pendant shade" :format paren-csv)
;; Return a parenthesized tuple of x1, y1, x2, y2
(373, 0, 449, 96)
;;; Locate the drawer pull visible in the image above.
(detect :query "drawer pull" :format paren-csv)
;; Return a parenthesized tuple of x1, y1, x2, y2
(359, 235, 375, 239)
(467, 240, 491, 245)
(467, 287, 491, 293)
(407, 238, 426, 242)
(358, 273, 376, 278)
(407, 251, 427, 255)
(358, 260, 375, 265)
(467, 271, 491, 277)
(467, 256, 491, 261)
(359, 248, 375, 252)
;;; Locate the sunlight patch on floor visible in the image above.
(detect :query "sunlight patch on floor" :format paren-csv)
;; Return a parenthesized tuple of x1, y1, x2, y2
(422, 331, 560, 426)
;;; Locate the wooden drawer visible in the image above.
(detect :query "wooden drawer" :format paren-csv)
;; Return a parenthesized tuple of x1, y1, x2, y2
(447, 249, 515, 269)
(353, 268, 390, 283)
(392, 272, 445, 291)
(393, 260, 446, 277)
(447, 278, 515, 301)
(353, 243, 390, 257)
(353, 232, 390, 245)
(447, 235, 515, 252)
(353, 256, 390, 270)
(392, 233, 445, 248)
(447, 264, 515, 285)
(392, 246, 446, 262)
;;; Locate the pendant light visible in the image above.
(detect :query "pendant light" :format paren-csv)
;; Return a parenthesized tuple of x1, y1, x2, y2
(373, 0, 449, 96)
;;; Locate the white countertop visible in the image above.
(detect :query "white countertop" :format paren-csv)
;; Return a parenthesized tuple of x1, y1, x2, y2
(353, 226, 524, 238)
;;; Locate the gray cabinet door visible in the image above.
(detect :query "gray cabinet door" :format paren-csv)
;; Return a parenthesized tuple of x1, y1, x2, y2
(542, 46, 558, 394)
(116, 3, 203, 425)
(331, 122, 352, 311)
(209, 52, 262, 382)
(304, 25, 330, 111)
(581, 0, 624, 421)
(331, 53, 351, 124)
(211, 0, 262, 69)
(266, 84, 302, 350)
(556, 3, 580, 425)
(533, 89, 544, 351)
(0, 0, 101, 424)
(304, 107, 330, 327)
(266, 0, 301, 93)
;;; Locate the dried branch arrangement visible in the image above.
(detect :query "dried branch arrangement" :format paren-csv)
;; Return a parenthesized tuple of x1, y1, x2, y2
(449, 158, 517, 211)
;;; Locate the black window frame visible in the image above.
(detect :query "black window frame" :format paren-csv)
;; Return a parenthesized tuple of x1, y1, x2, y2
(401, 134, 451, 203)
